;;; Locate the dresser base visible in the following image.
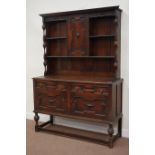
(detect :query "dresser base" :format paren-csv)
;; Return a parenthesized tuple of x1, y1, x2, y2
(34, 113, 122, 148)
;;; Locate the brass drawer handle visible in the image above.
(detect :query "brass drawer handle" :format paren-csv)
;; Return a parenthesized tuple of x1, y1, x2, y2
(49, 99, 55, 103)
(86, 103, 94, 108)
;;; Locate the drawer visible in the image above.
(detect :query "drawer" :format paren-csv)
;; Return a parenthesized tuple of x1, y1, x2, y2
(35, 81, 67, 112)
(35, 81, 67, 96)
(71, 84, 111, 119)
(71, 84, 110, 99)
(37, 94, 67, 112)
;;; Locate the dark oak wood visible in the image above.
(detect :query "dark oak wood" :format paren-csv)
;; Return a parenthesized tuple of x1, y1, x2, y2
(40, 6, 122, 17)
(33, 6, 123, 148)
(50, 115, 54, 124)
(36, 120, 119, 147)
(68, 16, 89, 56)
(118, 118, 122, 137)
(108, 124, 114, 148)
(34, 112, 40, 131)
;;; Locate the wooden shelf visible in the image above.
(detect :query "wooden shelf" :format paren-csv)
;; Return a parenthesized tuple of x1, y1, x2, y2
(46, 36, 67, 40)
(37, 122, 117, 145)
(45, 18, 67, 23)
(46, 56, 115, 58)
(89, 15, 116, 19)
(89, 35, 115, 39)
(34, 75, 121, 84)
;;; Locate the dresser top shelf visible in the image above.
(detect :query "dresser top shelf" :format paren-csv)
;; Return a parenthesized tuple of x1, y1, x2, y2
(40, 6, 121, 17)
(33, 75, 123, 84)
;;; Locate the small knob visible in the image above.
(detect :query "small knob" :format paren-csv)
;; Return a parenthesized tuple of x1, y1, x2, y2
(76, 32, 80, 38)
(49, 99, 55, 103)
(86, 103, 94, 108)
(114, 18, 118, 23)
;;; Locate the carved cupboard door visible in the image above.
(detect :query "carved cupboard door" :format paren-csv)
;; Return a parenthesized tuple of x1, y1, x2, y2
(71, 84, 111, 119)
(68, 16, 89, 56)
(35, 81, 68, 113)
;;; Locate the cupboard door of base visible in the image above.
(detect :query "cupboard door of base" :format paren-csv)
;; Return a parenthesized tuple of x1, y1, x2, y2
(35, 81, 67, 113)
(71, 84, 111, 119)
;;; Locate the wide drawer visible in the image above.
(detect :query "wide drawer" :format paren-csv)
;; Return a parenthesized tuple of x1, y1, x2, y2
(71, 84, 111, 119)
(35, 81, 67, 112)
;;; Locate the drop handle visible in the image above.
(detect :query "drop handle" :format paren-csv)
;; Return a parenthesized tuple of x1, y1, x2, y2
(86, 103, 94, 108)
(76, 32, 80, 38)
(49, 99, 55, 103)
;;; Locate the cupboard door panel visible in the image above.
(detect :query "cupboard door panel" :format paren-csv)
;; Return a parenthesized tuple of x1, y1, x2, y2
(71, 84, 111, 119)
(68, 16, 88, 56)
(71, 97, 108, 118)
(35, 81, 68, 112)
(36, 94, 67, 112)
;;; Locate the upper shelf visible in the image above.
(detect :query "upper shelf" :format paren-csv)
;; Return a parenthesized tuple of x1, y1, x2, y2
(40, 6, 121, 17)
(33, 75, 123, 84)
(46, 56, 115, 58)
(89, 35, 115, 39)
(45, 35, 115, 40)
(46, 36, 67, 40)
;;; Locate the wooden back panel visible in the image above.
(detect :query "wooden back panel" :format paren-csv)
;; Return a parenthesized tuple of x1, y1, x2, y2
(46, 58, 115, 77)
(42, 7, 121, 79)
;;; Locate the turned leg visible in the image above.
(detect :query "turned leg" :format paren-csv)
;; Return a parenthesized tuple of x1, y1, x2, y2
(34, 112, 40, 132)
(50, 115, 54, 124)
(108, 124, 114, 148)
(118, 118, 122, 137)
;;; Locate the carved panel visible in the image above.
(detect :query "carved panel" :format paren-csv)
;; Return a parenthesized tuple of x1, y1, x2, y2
(71, 96, 109, 118)
(72, 85, 110, 97)
(37, 94, 67, 112)
(35, 81, 67, 112)
(71, 84, 111, 119)
(68, 16, 88, 56)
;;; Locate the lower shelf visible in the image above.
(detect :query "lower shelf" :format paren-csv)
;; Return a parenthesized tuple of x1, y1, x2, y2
(35, 120, 119, 148)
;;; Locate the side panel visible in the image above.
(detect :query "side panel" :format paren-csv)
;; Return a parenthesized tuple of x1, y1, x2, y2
(111, 81, 123, 121)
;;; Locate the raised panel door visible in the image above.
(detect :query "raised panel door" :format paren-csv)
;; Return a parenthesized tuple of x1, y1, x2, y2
(68, 16, 88, 56)
(71, 84, 112, 119)
(35, 81, 68, 113)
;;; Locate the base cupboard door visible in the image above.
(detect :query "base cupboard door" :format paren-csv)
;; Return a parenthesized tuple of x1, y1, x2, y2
(35, 81, 68, 113)
(71, 84, 112, 119)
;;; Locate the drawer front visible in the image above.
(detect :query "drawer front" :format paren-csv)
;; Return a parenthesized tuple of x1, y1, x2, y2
(71, 84, 111, 119)
(35, 81, 67, 112)
(36, 81, 67, 94)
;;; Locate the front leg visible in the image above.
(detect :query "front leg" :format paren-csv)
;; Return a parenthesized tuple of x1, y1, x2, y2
(50, 115, 54, 124)
(34, 112, 40, 132)
(118, 118, 122, 137)
(108, 124, 114, 148)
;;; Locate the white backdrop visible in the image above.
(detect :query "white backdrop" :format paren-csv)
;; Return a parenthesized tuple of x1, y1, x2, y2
(26, 0, 129, 137)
